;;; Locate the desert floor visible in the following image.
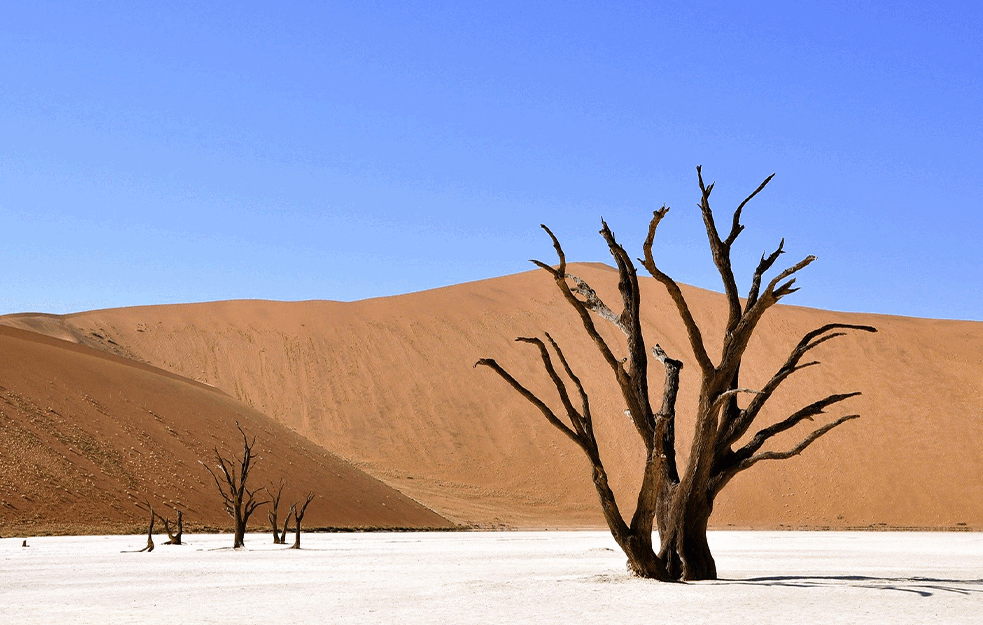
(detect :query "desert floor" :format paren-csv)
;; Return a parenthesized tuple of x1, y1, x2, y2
(2, 531, 980, 624)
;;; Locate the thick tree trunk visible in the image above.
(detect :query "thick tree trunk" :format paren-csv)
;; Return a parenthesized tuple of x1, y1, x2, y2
(619, 531, 670, 580)
(670, 506, 716, 580)
(590, 462, 672, 581)
(657, 491, 717, 581)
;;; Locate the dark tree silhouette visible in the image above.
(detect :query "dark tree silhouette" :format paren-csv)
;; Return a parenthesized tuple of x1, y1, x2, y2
(135, 499, 184, 545)
(129, 503, 155, 553)
(289, 492, 315, 549)
(476, 167, 876, 581)
(201, 423, 268, 549)
(268, 479, 287, 544)
(158, 508, 184, 545)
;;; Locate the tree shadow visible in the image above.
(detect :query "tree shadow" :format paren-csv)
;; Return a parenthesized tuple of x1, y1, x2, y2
(727, 575, 983, 597)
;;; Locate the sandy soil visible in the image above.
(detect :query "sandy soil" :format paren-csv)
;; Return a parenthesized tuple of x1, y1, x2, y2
(4, 264, 980, 529)
(0, 326, 453, 534)
(1, 531, 980, 624)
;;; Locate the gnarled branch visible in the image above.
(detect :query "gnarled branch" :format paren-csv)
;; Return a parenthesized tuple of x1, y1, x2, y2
(474, 357, 583, 449)
(533, 226, 627, 382)
(696, 165, 742, 329)
(736, 414, 860, 472)
(640, 207, 714, 373)
(735, 392, 862, 461)
(746, 239, 785, 308)
(721, 323, 877, 448)
(567, 274, 625, 334)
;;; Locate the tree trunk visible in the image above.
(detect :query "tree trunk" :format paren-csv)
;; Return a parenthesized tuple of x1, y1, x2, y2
(658, 494, 717, 581)
(173, 510, 183, 545)
(233, 512, 246, 549)
(291, 518, 301, 549)
(619, 531, 670, 580)
(280, 514, 290, 544)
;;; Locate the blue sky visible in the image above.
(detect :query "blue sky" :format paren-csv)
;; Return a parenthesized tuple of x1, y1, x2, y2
(1, 1, 980, 320)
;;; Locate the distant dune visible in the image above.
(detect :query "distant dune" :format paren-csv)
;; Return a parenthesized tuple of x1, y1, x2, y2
(3, 263, 981, 530)
(0, 326, 452, 535)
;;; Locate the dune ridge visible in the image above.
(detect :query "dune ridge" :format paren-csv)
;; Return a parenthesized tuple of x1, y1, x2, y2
(3, 263, 981, 530)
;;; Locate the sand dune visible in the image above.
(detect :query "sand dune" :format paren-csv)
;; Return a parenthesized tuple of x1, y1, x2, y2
(3, 263, 981, 529)
(0, 326, 452, 535)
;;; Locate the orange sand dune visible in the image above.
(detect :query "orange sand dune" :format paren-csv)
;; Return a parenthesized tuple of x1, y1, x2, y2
(3, 263, 981, 530)
(0, 326, 452, 535)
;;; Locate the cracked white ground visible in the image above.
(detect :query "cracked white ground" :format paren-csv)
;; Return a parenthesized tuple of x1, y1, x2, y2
(2, 531, 980, 624)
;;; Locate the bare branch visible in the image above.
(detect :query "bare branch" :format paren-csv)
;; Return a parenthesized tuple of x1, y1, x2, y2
(746, 239, 785, 308)
(765, 256, 816, 301)
(720, 254, 821, 378)
(695, 166, 742, 329)
(474, 357, 583, 448)
(736, 392, 862, 460)
(533, 228, 626, 380)
(515, 336, 587, 438)
(475, 354, 629, 544)
(566, 274, 626, 334)
(599, 219, 656, 440)
(725, 173, 775, 246)
(640, 207, 714, 373)
(544, 332, 593, 438)
(710, 388, 762, 415)
(538, 224, 566, 276)
(721, 324, 877, 447)
(736, 414, 860, 472)
(295, 492, 316, 522)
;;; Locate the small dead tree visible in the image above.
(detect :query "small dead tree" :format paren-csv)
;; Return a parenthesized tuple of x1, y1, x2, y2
(201, 423, 268, 548)
(281, 506, 292, 542)
(131, 503, 156, 553)
(268, 479, 287, 544)
(289, 492, 315, 549)
(159, 508, 184, 545)
(477, 167, 876, 581)
(136, 499, 183, 546)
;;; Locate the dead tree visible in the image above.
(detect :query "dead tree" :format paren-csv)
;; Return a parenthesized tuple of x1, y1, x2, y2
(201, 423, 268, 549)
(289, 492, 315, 549)
(136, 499, 183, 545)
(135, 505, 155, 553)
(281, 506, 292, 542)
(159, 508, 184, 545)
(268, 479, 287, 544)
(477, 167, 876, 581)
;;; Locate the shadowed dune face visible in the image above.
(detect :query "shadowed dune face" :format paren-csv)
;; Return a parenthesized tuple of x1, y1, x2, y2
(3, 263, 982, 530)
(0, 326, 453, 535)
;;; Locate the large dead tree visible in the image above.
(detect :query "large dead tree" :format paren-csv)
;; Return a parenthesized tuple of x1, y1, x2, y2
(477, 167, 876, 581)
(201, 423, 268, 549)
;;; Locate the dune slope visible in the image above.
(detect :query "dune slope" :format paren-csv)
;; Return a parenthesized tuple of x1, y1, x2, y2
(3, 264, 981, 529)
(0, 326, 452, 535)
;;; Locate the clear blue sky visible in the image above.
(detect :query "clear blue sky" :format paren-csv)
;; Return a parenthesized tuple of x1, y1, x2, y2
(2, 1, 980, 320)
